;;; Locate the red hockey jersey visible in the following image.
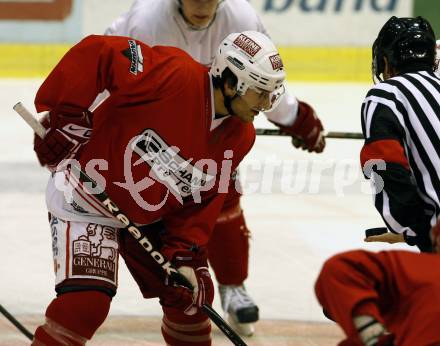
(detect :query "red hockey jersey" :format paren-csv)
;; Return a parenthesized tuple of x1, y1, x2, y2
(35, 35, 255, 254)
(315, 250, 440, 345)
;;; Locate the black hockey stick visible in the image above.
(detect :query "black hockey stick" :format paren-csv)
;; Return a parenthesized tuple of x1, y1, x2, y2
(365, 227, 388, 237)
(0, 304, 33, 341)
(255, 128, 363, 139)
(13, 102, 248, 346)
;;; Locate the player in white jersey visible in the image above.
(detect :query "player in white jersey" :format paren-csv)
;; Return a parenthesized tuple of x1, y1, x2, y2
(106, 0, 326, 336)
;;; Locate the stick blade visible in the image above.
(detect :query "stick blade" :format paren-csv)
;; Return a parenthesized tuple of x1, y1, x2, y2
(365, 227, 388, 237)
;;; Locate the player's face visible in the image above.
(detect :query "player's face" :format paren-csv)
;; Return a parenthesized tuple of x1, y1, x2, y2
(232, 87, 272, 123)
(180, 0, 219, 29)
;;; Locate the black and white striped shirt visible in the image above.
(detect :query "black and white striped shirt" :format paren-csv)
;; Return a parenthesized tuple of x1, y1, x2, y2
(361, 70, 440, 251)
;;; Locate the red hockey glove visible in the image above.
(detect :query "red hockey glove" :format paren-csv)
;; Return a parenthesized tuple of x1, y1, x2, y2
(34, 111, 93, 170)
(160, 247, 214, 315)
(276, 101, 325, 153)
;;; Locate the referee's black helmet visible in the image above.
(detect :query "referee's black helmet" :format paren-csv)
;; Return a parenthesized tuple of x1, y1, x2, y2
(372, 16, 436, 82)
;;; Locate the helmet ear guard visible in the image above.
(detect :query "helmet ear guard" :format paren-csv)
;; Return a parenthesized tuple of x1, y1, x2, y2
(210, 31, 286, 112)
(372, 16, 436, 83)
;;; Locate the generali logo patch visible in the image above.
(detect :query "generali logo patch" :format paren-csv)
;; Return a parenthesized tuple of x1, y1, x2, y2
(233, 34, 261, 57)
(269, 54, 283, 70)
(72, 224, 117, 283)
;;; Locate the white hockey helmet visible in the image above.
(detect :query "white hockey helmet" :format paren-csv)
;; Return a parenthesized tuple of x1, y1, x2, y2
(210, 31, 286, 111)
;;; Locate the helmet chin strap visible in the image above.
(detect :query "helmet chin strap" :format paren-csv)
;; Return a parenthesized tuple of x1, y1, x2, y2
(222, 82, 238, 116)
(223, 94, 236, 117)
(214, 82, 237, 118)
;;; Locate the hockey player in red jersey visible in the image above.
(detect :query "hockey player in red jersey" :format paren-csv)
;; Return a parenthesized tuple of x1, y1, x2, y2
(315, 219, 440, 345)
(315, 247, 440, 345)
(31, 31, 285, 346)
(106, 0, 326, 335)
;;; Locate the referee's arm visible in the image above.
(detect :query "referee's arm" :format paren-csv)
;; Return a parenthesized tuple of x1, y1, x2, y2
(360, 103, 432, 252)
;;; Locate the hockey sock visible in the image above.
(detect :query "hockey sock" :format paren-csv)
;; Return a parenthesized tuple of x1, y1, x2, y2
(32, 291, 111, 345)
(207, 204, 249, 285)
(161, 308, 212, 346)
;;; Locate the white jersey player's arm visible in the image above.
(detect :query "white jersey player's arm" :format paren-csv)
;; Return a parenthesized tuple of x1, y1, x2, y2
(104, 11, 130, 36)
(103, 0, 142, 37)
(263, 90, 299, 126)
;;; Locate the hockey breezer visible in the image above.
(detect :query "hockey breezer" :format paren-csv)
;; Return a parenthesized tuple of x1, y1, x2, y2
(13, 102, 248, 346)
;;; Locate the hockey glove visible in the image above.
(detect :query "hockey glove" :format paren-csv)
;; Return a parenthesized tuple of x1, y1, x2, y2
(160, 247, 214, 315)
(275, 101, 325, 153)
(34, 110, 93, 171)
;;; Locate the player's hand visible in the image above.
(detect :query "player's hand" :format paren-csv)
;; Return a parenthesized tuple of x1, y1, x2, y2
(364, 232, 405, 244)
(34, 110, 93, 171)
(289, 101, 325, 153)
(160, 247, 214, 315)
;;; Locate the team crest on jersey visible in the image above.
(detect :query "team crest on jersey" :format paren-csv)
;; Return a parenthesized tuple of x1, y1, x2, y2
(269, 54, 283, 70)
(122, 39, 144, 75)
(233, 34, 261, 57)
(131, 129, 216, 201)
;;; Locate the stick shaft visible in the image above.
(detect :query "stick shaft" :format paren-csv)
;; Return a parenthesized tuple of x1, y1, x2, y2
(202, 305, 247, 346)
(255, 128, 363, 139)
(0, 304, 33, 340)
(13, 102, 247, 346)
(13, 102, 46, 138)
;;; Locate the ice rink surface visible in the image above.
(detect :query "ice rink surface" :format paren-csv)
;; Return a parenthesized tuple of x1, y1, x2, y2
(0, 80, 415, 331)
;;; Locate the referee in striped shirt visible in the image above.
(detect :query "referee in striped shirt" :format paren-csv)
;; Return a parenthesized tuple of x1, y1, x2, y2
(361, 16, 439, 252)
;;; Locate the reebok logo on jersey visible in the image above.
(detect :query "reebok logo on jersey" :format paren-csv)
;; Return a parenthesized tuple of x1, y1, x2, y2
(122, 40, 144, 75)
(233, 34, 261, 57)
(269, 54, 283, 70)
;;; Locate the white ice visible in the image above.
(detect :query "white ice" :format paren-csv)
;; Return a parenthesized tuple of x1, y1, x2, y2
(0, 80, 415, 322)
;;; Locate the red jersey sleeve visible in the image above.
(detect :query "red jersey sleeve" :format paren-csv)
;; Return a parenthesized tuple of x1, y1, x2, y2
(35, 35, 153, 114)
